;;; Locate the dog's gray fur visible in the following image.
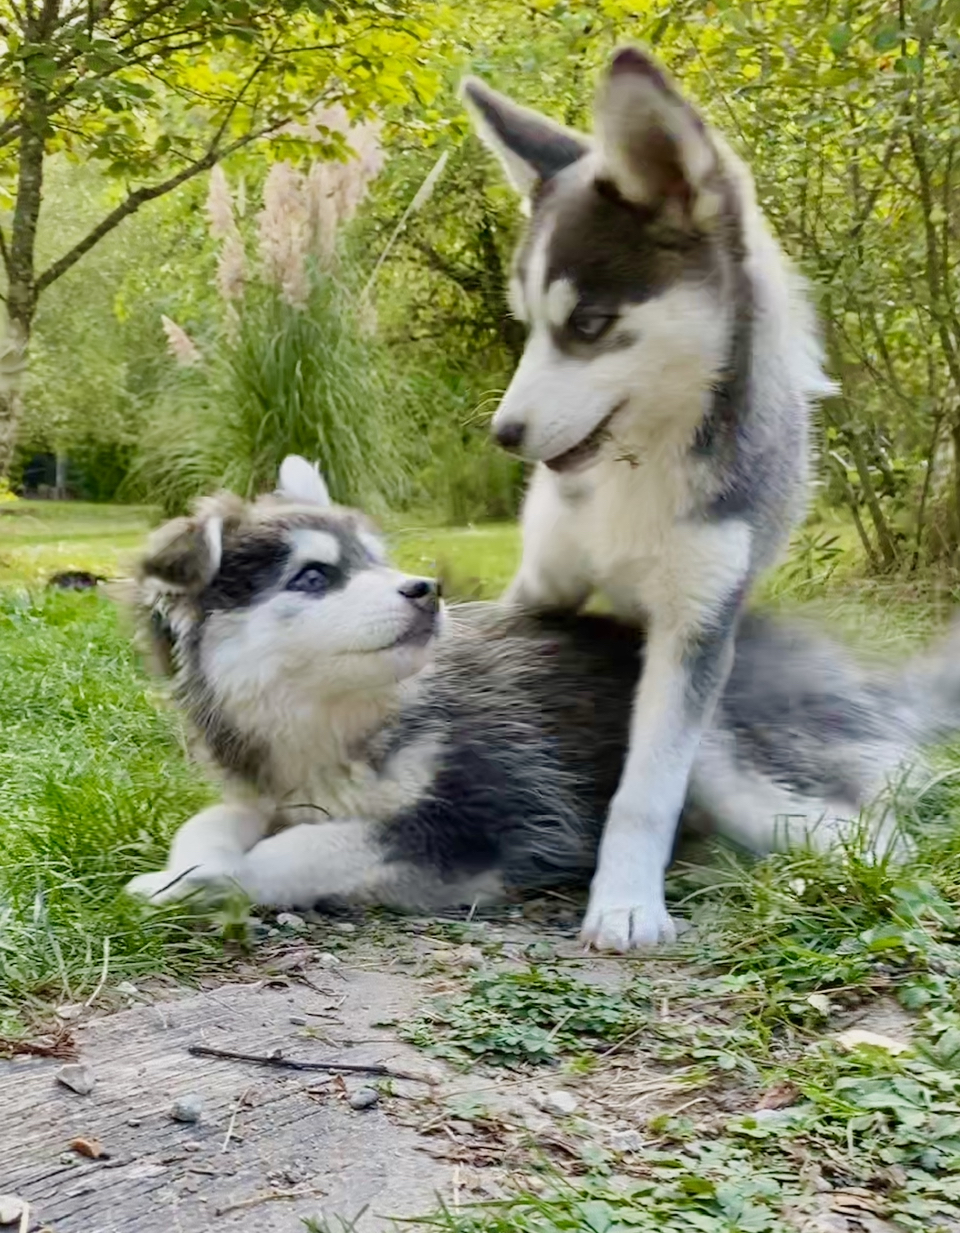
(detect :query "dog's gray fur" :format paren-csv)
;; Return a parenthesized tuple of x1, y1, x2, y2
(127, 461, 960, 915)
(462, 48, 835, 948)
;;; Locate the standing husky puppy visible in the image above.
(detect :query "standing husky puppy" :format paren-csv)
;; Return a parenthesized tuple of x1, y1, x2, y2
(462, 49, 834, 949)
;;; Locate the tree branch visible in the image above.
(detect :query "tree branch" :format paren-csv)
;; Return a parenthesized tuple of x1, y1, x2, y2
(36, 118, 287, 292)
(404, 237, 483, 292)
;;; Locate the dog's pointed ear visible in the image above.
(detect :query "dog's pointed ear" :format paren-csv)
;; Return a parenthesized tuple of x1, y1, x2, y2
(595, 48, 721, 225)
(277, 455, 331, 507)
(460, 77, 588, 204)
(139, 514, 222, 593)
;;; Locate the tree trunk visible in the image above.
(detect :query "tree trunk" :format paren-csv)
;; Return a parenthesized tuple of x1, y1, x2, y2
(0, 321, 29, 478)
(55, 450, 67, 499)
(846, 428, 899, 570)
(0, 53, 49, 476)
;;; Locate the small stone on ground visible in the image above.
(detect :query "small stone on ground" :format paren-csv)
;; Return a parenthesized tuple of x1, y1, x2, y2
(55, 1063, 95, 1095)
(170, 1094, 203, 1123)
(0, 1195, 25, 1225)
(542, 1089, 578, 1116)
(348, 1087, 380, 1110)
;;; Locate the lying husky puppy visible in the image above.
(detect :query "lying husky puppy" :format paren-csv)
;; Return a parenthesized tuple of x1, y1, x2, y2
(127, 458, 959, 915)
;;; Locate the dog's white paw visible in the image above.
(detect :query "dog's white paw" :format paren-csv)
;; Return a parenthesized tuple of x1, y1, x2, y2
(126, 864, 246, 906)
(126, 870, 181, 903)
(580, 898, 680, 952)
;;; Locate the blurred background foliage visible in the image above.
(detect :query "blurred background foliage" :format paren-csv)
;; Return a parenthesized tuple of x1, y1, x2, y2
(1, 0, 959, 558)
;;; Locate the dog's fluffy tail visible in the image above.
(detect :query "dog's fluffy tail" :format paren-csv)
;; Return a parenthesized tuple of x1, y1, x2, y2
(898, 618, 960, 746)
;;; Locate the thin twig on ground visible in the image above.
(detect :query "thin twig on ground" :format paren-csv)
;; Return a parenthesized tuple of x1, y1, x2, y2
(188, 1043, 433, 1082)
(213, 1187, 325, 1217)
(83, 936, 111, 1008)
(221, 1086, 253, 1152)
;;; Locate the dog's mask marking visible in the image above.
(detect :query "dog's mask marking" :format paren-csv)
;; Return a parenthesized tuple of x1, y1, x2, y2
(289, 529, 341, 568)
(544, 278, 578, 330)
(281, 529, 350, 598)
(201, 533, 293, 613)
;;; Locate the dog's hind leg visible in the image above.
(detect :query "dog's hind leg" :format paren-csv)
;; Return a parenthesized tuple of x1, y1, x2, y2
(689, 733, 911, 863)
(126, 800, 271, 904)
(237, 821, 502, 911)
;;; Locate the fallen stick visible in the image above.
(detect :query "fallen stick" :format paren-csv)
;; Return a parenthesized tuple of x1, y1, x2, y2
(214, 1187, 325, 1217)
(221, 1085, 252, 1152)
(187, 1043, 433, 1083)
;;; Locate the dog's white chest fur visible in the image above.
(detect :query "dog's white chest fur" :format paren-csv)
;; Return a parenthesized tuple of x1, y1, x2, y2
(524, 444, 750, 632)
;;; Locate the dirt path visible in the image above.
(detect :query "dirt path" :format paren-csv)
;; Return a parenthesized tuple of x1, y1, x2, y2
(4, 963, 450, 1231)
(1, 910, 916, 1233)
(1, 913, 630, 1232)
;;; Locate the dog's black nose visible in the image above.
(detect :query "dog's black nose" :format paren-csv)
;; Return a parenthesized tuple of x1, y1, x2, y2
(398, 577, 440, 611)
(494, 420, 525, 451)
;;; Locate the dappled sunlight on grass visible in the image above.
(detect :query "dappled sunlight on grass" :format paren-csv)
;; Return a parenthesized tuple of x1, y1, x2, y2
(0, 500, 158, 586)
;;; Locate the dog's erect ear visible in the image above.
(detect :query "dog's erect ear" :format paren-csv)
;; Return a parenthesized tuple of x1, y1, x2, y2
(277, 455, 331, 507)
(595, 47, 721, 225)
(139, 515, 222, 593)
(461, 77, 588, 203)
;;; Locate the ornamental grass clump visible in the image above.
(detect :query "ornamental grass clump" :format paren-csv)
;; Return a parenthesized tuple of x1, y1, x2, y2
(135, 110, 412, 516)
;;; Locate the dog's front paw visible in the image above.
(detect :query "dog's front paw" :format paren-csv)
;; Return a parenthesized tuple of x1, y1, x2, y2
(126, 870, 181, 903)
(580, 897, 680, 951)
(125, 864, 246, 906)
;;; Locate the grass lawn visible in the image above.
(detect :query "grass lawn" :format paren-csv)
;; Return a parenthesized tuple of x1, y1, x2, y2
(0, 500, 159, 586)
(5, 500, 960, 1229)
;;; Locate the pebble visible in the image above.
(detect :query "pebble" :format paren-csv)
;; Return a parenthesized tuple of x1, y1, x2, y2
(55, 1063, 96, 1096)
(542, 1090, 578, 1117)
(289, 1015, 308, 1026)
(277, 912, 306, 931)
(170, 1094, 203, 1124)
(316, 952, 341, 967)
(115, 981, 140, 998)
(0, 1196, 25, 1225)
(348, 1087, 379, 1110)
(609, 1128, 644, 1152)
(127, 1118, 142, 1128)
(333, 922, 357, 934)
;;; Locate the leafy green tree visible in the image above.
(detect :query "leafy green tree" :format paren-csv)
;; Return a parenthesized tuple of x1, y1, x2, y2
(0, 0, 438, 473)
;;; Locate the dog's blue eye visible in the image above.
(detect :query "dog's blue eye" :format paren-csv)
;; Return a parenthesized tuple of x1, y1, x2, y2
(568, 305, 616, 342)
(287, 563, 333, 595)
